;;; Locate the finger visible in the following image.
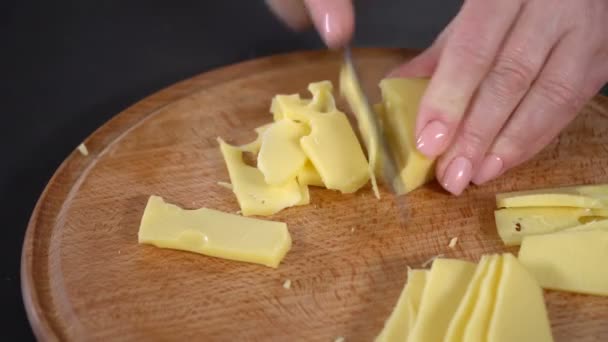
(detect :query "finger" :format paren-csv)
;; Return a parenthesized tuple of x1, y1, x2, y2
(303, 0, 354, 48)
(388, 17, 455, 78)
(479, 32, 599, 182)
(435, 1, 564, 194)
(414, 0, 522, 159)
(266, 0, 312, 31)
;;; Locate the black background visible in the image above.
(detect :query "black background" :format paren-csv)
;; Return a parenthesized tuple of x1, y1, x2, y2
(1, 1, 605, 339)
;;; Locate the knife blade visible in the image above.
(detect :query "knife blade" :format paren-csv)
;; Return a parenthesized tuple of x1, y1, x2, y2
(339, 47, 405, 196)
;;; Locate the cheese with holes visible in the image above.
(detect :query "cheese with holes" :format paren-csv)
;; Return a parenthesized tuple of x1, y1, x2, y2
(519, 229, 608, 296)
(375, 269, 428, 342)
(138, 196, 292, 268)
(378, 78, 436, 194)
(488, 254, 553, 342)
(496, 184, 608, 208)
(257, 119, 310, 185)
(494, 207, 608, 245)
(408, 258, 476, 342)
(218, 138, 304, 216)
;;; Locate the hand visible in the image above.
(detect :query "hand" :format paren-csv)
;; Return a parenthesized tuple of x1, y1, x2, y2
(267, 0, 608, 196)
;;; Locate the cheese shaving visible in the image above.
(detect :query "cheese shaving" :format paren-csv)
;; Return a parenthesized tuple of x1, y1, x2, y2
(282, 279, 292, 289)
(421, 254, 445, 268)
(448, 237, 458, 249)
(334, 337, 345, 342)
(77, 143, 89, 156)
(217, 181, 233, 190)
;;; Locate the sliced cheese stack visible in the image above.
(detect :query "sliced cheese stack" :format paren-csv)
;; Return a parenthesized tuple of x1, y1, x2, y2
(138, 195, 292, 268)
(493, 184, 608, 297)
(494, 183, 608, 245)
(375, 254, 553, 342)
(219, 81, 371, 216)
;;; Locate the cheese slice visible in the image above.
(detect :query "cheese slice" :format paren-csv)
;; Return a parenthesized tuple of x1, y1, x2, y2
(238, 123, 273, 154)
(375, 269, 428, 342)
(270, 81, 335, 123)
(519, 229, 608, 296)
(462, 255, 503, 341)
(138, 195, 292, 268)
(444, 254, 496, 342)
(494, 207, 607, 246)
(300, 111, 370, 193)
(297, 161, 324, 187)
(378, 78, 435, 194)
(257, 119, 310, 185)
(218, 138, 304, 216)
(496, 184, 608, 208)
(488, 254, 553, 342)
(408, 258, 476, 342)
(339, 63, 380, 199)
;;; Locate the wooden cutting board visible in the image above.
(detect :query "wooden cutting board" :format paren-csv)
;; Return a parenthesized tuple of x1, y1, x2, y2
(21, 48, 608, 341)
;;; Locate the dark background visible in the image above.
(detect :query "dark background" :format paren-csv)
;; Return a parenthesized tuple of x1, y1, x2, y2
(1, 1, 605, 339)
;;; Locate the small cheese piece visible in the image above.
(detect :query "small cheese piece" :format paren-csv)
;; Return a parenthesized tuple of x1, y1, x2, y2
(488, 254, 553, 342)
(218, 138, 304, 216)
(217, 181, 233, 190)
(77, 143, 89, 156)
(375, 269, 428, 342)
(448, 237, 458, 249)
(408, 258, 476, 342)
(138, 196, 292, 268)
(496, 183, 608, 209)
(378, 78, 435, 194)
(339, 63, 381, 199)
(270, 81, 334, 123)
(444, 254, 496, 342)
(238, 123, 273, 154)
(494, 207, 607, 246)
(300, 111, 370, 193)
(257, 119, 310, 185)
(519, 229, 608, 296)
(297, 161, 324, 187)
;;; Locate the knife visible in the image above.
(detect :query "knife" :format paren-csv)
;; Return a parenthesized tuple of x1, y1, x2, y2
(339, 47, 405, 197)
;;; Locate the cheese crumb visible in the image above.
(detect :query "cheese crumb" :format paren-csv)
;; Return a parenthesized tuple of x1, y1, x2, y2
(283, 279, 292, 289)
(217, 181, 233, 190)
(448, 237, 458, 249)
(77, 143, 89, 156)
(421, 254, 445, 268)
(350, 227, 355, 233)
(334, 337, 345, 342)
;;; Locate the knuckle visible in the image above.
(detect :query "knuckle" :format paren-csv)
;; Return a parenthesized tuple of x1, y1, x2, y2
(450, 40, 493, 68)
(486, 57, 536, 101)
(535, 75, 583, 112)
(496, 131, 528, 163)
(458, 121, 489, 157)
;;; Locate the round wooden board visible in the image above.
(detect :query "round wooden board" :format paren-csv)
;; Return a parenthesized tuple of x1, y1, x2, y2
(22, 48, 608, 341)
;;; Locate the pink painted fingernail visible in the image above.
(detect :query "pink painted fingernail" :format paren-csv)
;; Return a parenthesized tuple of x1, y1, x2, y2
(442, 157, 473, 196)
(472, 155, 503, 185)
(416, 120, 449, 157)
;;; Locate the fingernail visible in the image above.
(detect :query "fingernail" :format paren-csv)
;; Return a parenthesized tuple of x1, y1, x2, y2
(472, 155, 503, 185)
(322, 13, 343, 48)
(416, 120, 449, 157)
(442, 157, 473, 195)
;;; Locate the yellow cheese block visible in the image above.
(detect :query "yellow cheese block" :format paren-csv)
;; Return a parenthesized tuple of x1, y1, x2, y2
(138, 195, 292, 268)
(218, 138, 305, 216)
(444, 254, 496, 342)
(518, 229, 608, 296)
(297, 161, 324, 187)
(408, 258, 476, 342)
(496, 183, 608, 208)
(488, 254, 553, 342)
(300, 111, 370, 193)
(257, 119, 310, 185)
(339, 63, 381, 199)
(494, 207, 608, 246)
(375, 269, 428, 342)
(378, 78, 436, 194)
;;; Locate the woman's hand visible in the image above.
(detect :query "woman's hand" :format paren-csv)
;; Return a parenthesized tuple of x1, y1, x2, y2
(267, 0, 608, 195)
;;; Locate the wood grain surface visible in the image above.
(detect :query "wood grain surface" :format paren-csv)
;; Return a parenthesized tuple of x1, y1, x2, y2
(21, 48, 608, 341)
